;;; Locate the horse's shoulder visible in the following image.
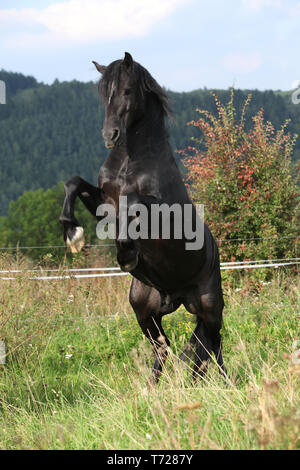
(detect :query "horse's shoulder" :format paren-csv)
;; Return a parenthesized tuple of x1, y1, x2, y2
(98, 149, 129, 185)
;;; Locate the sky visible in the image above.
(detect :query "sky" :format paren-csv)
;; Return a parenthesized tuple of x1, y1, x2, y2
(0, 0, 299, 92)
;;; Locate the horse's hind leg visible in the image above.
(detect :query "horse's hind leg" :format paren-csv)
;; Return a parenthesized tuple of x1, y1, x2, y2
(129, 278, 171, 383)
(184, 291, 226, 380)
(147, 314, 170, 384)
(181, 317, 212, 380)
(201, 293, 226, 378)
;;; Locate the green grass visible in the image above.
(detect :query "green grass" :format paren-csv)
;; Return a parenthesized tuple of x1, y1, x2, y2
(0, 256, 299, 450)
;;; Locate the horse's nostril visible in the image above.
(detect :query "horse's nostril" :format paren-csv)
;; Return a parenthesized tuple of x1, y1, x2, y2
(111, 128, 120, 142)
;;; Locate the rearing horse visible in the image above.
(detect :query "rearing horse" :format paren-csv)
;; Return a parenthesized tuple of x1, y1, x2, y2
(59, 52, 226, 382)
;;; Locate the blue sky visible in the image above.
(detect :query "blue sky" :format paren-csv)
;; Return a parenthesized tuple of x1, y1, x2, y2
(0, 0, 299, 91)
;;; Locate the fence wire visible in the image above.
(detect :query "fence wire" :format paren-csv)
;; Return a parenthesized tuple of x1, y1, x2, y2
(0, 233, 299, 251)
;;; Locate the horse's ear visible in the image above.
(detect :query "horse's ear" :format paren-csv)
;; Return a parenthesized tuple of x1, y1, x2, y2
(92, 61, 106, 74)
(123, 52, 133, 70)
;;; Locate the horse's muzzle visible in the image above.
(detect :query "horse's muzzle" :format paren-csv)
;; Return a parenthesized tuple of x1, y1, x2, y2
(103, 128, 120, 149)
(105, 141, 115, 149)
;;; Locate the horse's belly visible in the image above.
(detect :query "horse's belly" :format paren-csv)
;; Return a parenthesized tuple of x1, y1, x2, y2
(132, 250, 203, 294)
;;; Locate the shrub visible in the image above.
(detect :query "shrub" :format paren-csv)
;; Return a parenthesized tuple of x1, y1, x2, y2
(180, 90, 300, 267)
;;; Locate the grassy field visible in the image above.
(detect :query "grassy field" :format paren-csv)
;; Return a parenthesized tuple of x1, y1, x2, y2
(0, 254, 299, 450)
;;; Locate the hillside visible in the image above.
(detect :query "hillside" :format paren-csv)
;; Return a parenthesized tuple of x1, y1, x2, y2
(0, 70, 299, 215)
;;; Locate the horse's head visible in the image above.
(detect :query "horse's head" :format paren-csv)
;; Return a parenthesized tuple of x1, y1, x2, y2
(93, 52, 170, 149)
(93, 52, 143, 149)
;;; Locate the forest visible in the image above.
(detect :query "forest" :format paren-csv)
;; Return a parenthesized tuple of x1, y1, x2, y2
(0, 69, 299, 216)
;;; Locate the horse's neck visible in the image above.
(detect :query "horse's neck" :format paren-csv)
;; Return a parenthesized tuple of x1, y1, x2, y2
(99, 144, 128, 181)
(126, 100, 171, 163)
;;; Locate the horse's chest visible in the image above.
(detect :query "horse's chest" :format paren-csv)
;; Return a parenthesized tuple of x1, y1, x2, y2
(100, 162, 155, 204)
(100, 168, 138, 205)
(102, 178, 136, 200)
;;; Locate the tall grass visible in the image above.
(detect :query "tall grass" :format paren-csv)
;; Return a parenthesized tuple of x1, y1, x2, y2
(0, 254, 299, 449)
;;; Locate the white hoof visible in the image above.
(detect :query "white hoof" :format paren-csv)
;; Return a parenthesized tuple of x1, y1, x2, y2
(66, 226, 85, 253)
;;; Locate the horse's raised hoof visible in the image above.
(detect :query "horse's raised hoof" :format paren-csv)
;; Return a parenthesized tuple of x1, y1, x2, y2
(66, 226, 85, 253)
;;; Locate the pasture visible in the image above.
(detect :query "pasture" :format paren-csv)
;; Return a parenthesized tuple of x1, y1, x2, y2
(0, 254, 299, 450)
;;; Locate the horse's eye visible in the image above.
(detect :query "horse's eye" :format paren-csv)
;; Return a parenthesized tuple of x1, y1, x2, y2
(124, 88, 131, 96)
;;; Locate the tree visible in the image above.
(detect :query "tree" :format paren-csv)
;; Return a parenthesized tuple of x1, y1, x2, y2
(0, 183, 102, 260)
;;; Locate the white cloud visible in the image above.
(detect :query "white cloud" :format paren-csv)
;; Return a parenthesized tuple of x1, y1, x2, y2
(241, 0, 282, 11)
(290, 2, 300, 14)
(222, 52, 262, 73)
(0, 0, 188, 47)
(291, 79, 300, 90)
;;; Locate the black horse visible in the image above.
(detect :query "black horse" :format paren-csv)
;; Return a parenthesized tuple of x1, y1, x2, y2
(60, 52, 226, 383)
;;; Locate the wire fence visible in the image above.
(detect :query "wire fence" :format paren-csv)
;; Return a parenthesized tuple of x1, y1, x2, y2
(0, 258, 299, 281)
(0, 233, 299, 251)
(0, 235, 299, 281)
(0, 243, 116, 250)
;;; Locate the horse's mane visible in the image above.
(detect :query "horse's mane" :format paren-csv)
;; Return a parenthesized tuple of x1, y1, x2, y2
(98, 59, 172, 117)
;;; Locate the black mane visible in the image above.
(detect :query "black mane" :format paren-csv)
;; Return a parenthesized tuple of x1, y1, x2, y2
(98, 59, 172, 117)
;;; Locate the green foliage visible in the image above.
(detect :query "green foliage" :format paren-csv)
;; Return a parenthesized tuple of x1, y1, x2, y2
(0, 266, 299, 450)
(0, 69, 39, 97)
(0, 75, 106, 215)
(182, 90, 300, 269)
(0, 183, 98, 259)
(1, 71, 300, 215)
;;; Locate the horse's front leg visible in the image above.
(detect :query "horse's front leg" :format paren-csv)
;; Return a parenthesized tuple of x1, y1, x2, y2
(59, 176, 103, 253)
(116, 192, 157, 271)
